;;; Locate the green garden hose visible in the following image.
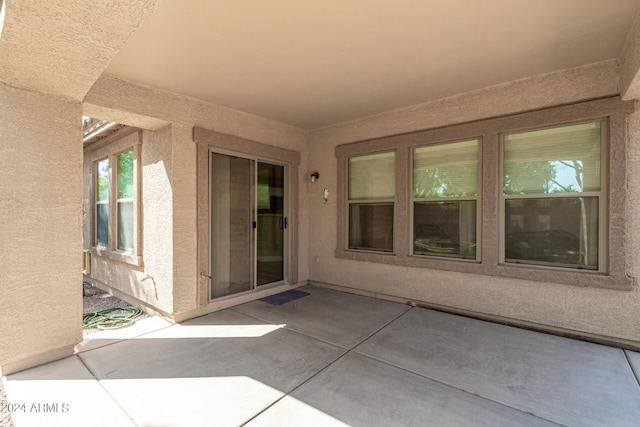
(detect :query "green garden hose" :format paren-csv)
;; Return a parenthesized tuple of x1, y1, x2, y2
(82, 306, 143, 330)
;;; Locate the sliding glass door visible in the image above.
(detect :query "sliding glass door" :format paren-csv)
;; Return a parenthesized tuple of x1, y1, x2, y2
(257, 162, 285, 286)
(210, 153, 254, 299)
(210, 152, 287, 300)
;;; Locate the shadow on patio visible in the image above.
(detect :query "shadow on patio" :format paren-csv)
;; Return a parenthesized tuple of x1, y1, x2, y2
(4, 285, 640, 426)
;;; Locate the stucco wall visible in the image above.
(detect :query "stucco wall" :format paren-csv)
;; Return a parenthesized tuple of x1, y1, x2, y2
(307, 63, 640, 344)
(83, 63, 639, 343)
(84, 75, 310, 315)
(0, 85, 82, 372)
(171, 124, 197, 313)
(0, 0, 161, 101)
(312, 60, 619, 145)
(627, 108, 640, 279)
(621, 12, 640, 100)
(141, 126, 174, 312)
(83, 126, 174, 314)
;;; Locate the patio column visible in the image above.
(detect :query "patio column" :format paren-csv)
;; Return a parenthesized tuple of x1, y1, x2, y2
(0, 0, 162, 375)
(0, 84, 83, 374)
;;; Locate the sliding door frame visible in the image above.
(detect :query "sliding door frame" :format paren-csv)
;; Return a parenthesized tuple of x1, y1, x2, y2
(194, 127, 301, 307)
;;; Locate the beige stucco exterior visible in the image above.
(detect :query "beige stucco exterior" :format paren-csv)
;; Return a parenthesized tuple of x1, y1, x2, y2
(81, 76, 310, 322)
(0, 0, 163, 374)
(621, 10, 640, 101)
(82, 62, 640, 347)
(0, 0, 161, 101)
(3, 2, 640, 375)
(307, 68, 640, 345)
(83, 127, 175, 315)
(0, 85, 83, 374)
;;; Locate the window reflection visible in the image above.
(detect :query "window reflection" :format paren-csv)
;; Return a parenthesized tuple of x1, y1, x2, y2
(505, 198, 598, 269)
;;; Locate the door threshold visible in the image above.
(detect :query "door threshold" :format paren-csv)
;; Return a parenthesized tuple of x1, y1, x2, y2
(174, 282, 306, 323)
(257, 280, 287, 289)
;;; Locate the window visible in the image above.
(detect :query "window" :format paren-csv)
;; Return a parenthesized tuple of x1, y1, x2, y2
(88, 129, 142, 266)
(335, 98, 629, 289)
(94, 149, 136, 253)
(412, 139, 479, 259)
(347, 152, 395, 252)
(96, 158, 109, 247)
(502, 121, 604, 270)
(117, 149, 135, 252)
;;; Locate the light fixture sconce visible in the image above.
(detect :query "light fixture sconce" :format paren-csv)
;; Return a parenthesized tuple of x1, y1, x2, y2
(310, 172, 320, 183)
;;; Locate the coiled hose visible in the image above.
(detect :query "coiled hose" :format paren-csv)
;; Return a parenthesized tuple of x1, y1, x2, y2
(82, 306, 143, 330)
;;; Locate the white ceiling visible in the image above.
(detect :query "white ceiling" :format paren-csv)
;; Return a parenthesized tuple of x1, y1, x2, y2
(105, 0, 640, 129)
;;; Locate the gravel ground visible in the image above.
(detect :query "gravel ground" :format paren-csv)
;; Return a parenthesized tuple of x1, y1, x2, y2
(0, 379, 13, 427)
(83, 282, 150, 335)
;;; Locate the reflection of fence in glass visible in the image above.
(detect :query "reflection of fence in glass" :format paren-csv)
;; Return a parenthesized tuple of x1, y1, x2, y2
(411, 139, 479, 260)
(505, 198, 598, 269)
(503, 121, 602, 270)
(349, 203, 394, 252)
(413, 201, 476, 259)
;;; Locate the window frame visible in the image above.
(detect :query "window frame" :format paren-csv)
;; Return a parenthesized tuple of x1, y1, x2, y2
(334, 97, 633, 290)
(499, 120, 607, 272)
(88, 129, 142, 266)
(115, 148, 136, 252)
(410, 138, 482, 261)
(346, 150, 397, 253)
(94, 156, 110, 248)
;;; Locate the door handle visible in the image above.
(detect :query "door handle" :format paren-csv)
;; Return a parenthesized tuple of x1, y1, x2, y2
(279, 217, 288, 229)
(200, 272, 211, 279)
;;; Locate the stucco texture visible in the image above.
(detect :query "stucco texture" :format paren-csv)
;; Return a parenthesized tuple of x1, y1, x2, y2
(83, 127, 175, 314)
(0, 85, 83, 369)
(311, 60, 619, 145)
(83, 76, 310, 316)
(621, 12, 640, 100)
(143, 126, 175, 312)
(0, 0, 161, 100)
(0, 0, 166, 375)
(83, 62, 640, 343)
(307, 66, 640, 343)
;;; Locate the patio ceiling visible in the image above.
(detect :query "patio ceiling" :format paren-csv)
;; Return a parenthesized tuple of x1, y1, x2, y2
(104, 0, 640, 129)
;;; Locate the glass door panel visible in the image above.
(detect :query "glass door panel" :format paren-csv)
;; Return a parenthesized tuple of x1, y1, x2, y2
(257, 162, 285, 286)
(210, 153, 254, 299)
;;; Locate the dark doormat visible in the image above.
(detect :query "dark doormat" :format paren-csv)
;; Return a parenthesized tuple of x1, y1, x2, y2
(259, 289, 310, 305)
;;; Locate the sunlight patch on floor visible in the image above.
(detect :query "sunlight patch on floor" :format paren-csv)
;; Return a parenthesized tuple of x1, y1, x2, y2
(136, 323, 286, 339)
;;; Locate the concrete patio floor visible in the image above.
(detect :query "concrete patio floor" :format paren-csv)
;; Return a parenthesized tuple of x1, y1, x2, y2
(3, 285, 640, 426)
